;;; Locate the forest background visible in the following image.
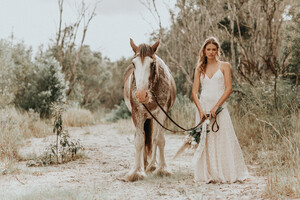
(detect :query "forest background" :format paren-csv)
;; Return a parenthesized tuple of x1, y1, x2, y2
(0, 0, 299, 199)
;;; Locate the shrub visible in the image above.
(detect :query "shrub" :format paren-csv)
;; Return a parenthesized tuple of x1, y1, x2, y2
(0, 40, 33, 107)
(27, 104, 83, 166)
(14, 56, 68, 118)
(109, 100, 131, 122)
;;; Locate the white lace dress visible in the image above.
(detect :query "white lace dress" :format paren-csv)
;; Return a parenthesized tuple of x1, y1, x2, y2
(193, 66, 249, 183)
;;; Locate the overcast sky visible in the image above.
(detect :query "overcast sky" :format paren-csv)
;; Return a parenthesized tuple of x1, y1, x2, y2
(0, 0, 176, 61)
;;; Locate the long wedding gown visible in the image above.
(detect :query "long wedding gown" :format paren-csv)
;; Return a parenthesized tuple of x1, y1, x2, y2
(193, 64, 248, 183)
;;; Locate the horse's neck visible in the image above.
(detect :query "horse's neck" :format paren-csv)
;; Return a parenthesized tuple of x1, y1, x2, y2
(123, 64, 135, 84)
(155, 55, 171, 78)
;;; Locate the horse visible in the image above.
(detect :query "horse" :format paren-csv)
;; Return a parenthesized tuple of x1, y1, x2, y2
(123, 38, 176, 181)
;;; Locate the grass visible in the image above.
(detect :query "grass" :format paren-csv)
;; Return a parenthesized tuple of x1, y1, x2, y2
(112, 118, 135, 135)
(0, 107, 52, 173)
(229, 80, 300, 199)
(62, 107, 95, 127)
(167, 94, 196, 133)
(0, 106, 94, 174)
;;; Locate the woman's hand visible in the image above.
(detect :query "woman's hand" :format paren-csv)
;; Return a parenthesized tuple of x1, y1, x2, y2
(209, 106, 218, 119)
(199, 110, 207, 121)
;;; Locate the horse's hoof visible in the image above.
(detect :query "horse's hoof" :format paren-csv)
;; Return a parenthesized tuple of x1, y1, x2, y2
(145, 164, 156, 172)
(125, 170, 146, 182)
(154, 168, 172, 177)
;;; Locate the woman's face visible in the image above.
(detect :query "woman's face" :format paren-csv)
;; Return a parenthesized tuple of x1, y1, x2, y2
(204, 43, 218, 60)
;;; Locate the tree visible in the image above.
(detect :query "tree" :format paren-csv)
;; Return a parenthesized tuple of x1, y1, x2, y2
(281, 2, 300, 86)
(14, 55, 68, 118)
(49, 0, 97, 97)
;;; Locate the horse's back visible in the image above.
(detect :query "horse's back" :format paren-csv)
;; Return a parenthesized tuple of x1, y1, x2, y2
(155, 55, 176, 109)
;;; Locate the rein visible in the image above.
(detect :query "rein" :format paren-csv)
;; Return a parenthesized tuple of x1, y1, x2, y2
(130, 55, 221, 133)
(142, 92, 221, 133)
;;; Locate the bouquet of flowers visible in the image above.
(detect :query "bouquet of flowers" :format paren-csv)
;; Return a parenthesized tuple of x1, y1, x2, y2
(173, 107, 223, 159)
(184, 122, 211, 149)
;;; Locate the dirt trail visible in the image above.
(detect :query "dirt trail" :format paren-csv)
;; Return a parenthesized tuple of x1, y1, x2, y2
(0, 124, 266, 200)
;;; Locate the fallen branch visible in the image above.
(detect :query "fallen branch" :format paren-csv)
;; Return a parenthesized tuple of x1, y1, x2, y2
(15, 176, 25, 185)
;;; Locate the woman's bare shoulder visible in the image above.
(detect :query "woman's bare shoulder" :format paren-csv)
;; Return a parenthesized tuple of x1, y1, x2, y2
(219, 61, 231, 71)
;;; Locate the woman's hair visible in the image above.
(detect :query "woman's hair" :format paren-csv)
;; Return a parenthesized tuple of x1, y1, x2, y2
(196, 36, 221, 77)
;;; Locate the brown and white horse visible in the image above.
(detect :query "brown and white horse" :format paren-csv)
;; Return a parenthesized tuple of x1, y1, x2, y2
(123, 38, 176, 181)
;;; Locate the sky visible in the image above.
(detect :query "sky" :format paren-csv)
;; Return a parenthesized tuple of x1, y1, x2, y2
(0, 0, 176, 61)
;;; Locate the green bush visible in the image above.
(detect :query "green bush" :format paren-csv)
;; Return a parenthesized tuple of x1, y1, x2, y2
(110, 100, 131, 122)
(14, 56, 68, 118)
(0, 40, 33, 107)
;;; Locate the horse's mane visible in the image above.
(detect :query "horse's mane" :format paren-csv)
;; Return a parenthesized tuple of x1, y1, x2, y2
(123, 64, 134, 84)
(136, 44, 155, 63)
(124, 44, 158, 84)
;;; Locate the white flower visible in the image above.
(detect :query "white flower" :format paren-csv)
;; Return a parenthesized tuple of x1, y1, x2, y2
(184, 135, 192, 143)
(204, 119, 210, 124)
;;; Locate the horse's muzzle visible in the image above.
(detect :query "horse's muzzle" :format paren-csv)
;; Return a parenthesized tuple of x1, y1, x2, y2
(135, 90, 150, 103)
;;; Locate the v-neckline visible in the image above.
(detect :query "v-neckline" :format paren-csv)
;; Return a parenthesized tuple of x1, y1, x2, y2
(205, 68, 220, 80)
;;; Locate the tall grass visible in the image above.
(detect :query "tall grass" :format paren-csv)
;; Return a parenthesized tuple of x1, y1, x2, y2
(0, 106, 95, 173)
(229, 80, 300, 198)
(0, 107, 52, 173)
(62, 107, 95, 127)
(167, 94, 196, 133)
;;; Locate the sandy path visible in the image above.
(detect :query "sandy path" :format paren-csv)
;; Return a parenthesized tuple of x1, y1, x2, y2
(0, 123, 266, 200)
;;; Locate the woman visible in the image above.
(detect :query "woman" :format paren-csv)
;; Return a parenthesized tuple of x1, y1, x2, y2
(192, 37, 248, 183)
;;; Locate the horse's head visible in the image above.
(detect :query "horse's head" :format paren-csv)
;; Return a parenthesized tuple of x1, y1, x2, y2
(130, 38, 160, 104)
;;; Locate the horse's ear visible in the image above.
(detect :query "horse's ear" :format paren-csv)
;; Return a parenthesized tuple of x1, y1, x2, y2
(130, 38, 138, 53)
(151, 40, 160, 54)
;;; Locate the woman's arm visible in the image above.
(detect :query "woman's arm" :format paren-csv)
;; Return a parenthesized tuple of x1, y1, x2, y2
(192, 67, 207, 120)
(210, 62, 233, 117)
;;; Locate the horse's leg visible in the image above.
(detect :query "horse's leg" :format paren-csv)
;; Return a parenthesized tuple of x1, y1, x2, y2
(154, 114, 171, 176)
(125, 122, 147, 181)
(145, 121, 159, 172)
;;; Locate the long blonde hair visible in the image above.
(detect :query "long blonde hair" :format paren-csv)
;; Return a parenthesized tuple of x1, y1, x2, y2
(196, 37, 221, 77)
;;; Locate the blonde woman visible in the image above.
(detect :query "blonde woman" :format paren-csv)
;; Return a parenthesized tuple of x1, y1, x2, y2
(192, 37, 248, 183)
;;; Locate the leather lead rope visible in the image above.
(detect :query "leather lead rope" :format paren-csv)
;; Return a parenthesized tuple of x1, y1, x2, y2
(142, 92, 220, 133)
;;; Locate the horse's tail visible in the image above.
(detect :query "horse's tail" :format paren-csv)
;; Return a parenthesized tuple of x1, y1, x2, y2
(144, 119, 153, 157)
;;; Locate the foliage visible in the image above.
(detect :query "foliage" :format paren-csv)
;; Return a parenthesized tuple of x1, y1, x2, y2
(229, 80, 300, 198)
(282, 2, 300, 85)
(14, 55, 68, 118)
(70, 46, 112, 109)
(27, 104, 83, 167)
(0, 107, 52, 174)
(166, 94, 196, 131)
(0, 40, 33, 107)
(109, 100, 131, 122)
